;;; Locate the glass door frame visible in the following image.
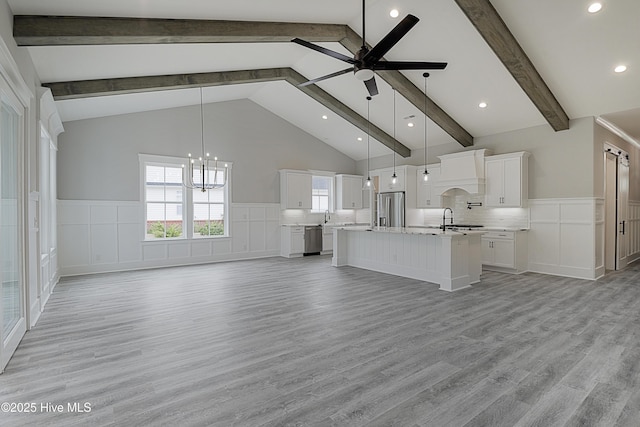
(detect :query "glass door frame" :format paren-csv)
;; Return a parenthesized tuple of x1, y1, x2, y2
(0, 73, 27, 373)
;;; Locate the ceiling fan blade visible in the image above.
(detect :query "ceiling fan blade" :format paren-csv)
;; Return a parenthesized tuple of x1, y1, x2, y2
(364, 77, 379, 97)
(363, 14, 419, 64)
(373, 61, 448, 71)
(291, 38, 356, 64)
(298, 68, 353, 87)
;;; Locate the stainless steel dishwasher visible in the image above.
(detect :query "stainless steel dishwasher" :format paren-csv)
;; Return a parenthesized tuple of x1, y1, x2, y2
(304, 225, 322, 255)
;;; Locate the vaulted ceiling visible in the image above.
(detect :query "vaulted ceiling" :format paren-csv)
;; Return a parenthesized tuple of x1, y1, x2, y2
(8, 0, 640, 160)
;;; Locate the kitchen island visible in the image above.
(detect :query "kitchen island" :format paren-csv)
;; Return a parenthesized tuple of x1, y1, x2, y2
(332, 226, 484, 292)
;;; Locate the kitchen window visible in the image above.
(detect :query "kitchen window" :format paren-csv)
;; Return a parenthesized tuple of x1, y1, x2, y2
(140, 154, 231, 240)
(311, 175, 333, 212)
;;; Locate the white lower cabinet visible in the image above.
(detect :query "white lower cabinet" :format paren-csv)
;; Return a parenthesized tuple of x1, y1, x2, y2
(281, 226, 304, 258)
(322, 227, 333, 253)
(481, 231, 528, 273)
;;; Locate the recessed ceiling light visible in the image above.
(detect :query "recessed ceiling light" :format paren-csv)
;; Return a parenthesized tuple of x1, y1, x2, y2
(407, 122, 414, 128)
(322, 115, 328, 120)
(614, 65, 627, 73)
(390, 9, 399, 18)
(357, 137, 363, 141)
(588, 3, 602, 13)
(479, 102, 488, 109)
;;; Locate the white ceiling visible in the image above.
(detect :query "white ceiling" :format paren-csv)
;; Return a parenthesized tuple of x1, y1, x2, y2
(8, 0, 640, 160)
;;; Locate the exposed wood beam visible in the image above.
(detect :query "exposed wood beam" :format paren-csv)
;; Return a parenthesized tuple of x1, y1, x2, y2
(13, 15, 347, 45)
(282, 69, 410, 157)
(453, 0, 570, 131)
(43, 68, 287, 99)
(42, 68, 411, 157)
(15, 15, 472, 148)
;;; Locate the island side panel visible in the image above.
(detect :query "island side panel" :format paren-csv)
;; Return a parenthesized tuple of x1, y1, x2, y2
(438, 235, 471, 292)
(332, 228, 483, 292)
(332, 228, 441, 285)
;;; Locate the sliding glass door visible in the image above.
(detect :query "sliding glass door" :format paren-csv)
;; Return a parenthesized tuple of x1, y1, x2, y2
(0, 80, 25, 372)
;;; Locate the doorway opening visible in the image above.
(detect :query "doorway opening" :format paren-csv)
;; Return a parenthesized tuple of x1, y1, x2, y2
(604, 144, 629, 271)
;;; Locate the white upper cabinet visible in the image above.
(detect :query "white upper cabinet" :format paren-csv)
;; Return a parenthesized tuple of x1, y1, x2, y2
(280, 170, 312, 209)
(485, 152, 529, 207)
(416, 165, 442, 208)
(336, 174, 363, 209)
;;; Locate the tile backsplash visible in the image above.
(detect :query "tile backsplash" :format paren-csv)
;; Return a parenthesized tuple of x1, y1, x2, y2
(281, 209, 367, 225)
(281, 189, 529, 229)
(415, 189, 530, 229)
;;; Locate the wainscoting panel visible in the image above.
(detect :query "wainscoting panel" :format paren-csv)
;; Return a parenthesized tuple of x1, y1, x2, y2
(59, 224, 90, 268)
(58, 201, 281, 276)
(595, 199, 605, 276)
(117, 223, 142, 263)
(528, 198, 599, 279)
(628, 201, 640, 263)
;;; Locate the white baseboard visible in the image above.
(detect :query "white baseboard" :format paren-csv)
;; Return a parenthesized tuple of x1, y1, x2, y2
(60, 250, 280, 277)
(528, 262, 599, 280)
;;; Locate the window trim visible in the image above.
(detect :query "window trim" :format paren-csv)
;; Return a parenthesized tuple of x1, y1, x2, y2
(310, 171, 335, 213)
(139, 153, 233, 241)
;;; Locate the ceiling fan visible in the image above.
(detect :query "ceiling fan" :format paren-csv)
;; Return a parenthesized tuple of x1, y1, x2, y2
(292, 0, 447, 96)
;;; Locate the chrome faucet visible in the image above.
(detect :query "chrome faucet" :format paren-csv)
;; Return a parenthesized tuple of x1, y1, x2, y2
(324, 210, 331, 224)
(442, 207, 454, 231)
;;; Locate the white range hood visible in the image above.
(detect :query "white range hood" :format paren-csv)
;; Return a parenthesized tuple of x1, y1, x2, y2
(434, 149, 491, 195)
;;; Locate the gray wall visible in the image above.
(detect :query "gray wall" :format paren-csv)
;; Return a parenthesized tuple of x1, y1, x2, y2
(473, 117, 595, 199)
(357, 117, 597, 199)
(58, 99, 357, 203)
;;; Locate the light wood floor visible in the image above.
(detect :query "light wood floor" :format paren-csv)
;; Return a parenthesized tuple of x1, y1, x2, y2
(2, 256, 640, 426)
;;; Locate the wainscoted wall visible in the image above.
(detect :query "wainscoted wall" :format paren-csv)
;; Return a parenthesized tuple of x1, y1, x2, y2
(58, 200, 280, 276)
(628, 200, 640, 264)
(528, 198, 601, 280)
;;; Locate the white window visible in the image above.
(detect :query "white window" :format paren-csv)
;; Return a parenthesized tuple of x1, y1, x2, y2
(140, 154, 231, 240)
(312, 175, 333, 212)
(144, 163, 185, 239)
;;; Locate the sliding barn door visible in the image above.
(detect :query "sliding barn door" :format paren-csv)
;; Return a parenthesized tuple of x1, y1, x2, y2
(618, 157, 629, 270)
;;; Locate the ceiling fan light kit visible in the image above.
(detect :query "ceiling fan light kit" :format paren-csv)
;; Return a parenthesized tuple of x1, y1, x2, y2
(355, 68, 374, 81)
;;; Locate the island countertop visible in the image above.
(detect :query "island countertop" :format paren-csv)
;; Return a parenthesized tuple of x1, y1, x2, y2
(335, 225, 486, 236)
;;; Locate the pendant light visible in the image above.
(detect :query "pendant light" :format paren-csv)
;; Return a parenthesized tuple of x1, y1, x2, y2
(422, 73, 430, 182)
(365, 95, 372, 188)
(391, 88, 397, 185)
(183, 87, 227, 192)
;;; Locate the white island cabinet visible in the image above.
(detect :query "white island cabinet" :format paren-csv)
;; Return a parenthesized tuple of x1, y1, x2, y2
(332, 227, 483, 292)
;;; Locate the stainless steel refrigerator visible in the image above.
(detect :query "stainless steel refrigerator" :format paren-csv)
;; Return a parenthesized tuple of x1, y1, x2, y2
(377, 191, 405, 227)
